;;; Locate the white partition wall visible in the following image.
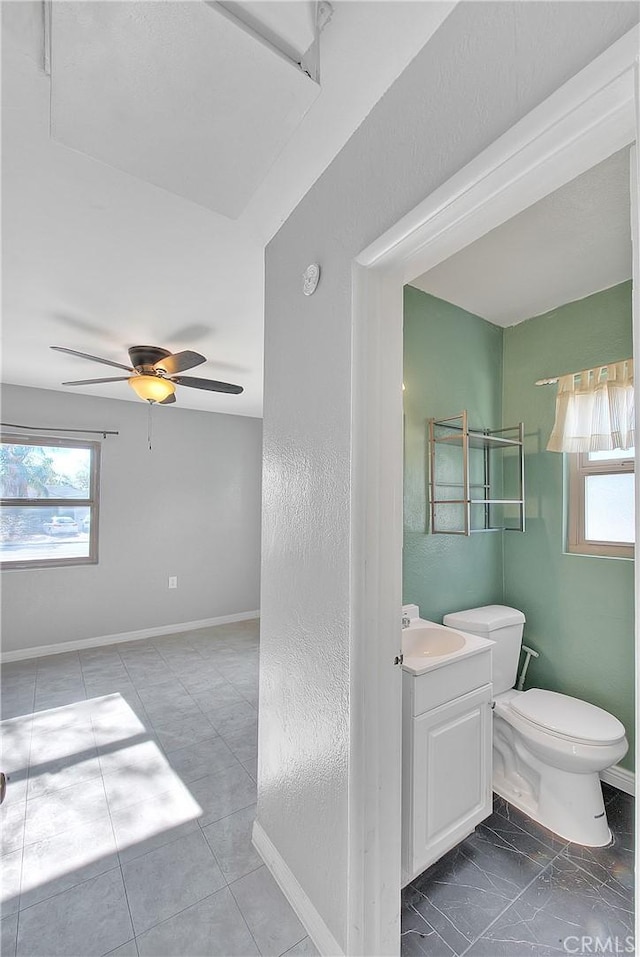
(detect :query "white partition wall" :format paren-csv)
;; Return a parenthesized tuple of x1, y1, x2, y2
(256, 5, 640, 955)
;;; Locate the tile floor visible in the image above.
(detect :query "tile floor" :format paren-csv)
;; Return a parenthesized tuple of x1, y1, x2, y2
(401, 785, 635, 956)
(0, 620, 317, 957)
(2, 622, 634, 957)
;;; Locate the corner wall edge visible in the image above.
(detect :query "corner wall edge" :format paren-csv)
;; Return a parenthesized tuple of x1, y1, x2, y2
(252, 819, 345, 957)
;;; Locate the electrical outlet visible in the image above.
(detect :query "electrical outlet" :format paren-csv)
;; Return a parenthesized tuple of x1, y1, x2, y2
(168, 576, 178, 589)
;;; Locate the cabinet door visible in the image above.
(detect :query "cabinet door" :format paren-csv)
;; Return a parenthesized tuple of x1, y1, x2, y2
(412, 684, 492, 875)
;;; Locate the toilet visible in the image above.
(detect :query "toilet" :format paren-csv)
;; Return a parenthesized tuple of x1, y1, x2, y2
(442, 605, 628, 847)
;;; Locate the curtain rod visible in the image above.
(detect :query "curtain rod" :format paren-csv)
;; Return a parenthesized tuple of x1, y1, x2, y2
(535, 357, 633, 387)
(1, 422, 119, 437)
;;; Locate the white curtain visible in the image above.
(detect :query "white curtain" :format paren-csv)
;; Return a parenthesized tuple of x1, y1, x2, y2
(546, 359, 634, 453)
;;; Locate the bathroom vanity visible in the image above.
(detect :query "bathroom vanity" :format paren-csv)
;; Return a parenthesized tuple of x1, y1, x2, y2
(401, 612, 494, 886)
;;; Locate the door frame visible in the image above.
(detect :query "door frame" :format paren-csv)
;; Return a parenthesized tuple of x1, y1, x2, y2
(348, 25, 640, 956)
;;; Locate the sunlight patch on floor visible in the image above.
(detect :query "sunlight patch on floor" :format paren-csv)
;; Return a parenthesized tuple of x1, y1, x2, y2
(1, 693, 202, 909)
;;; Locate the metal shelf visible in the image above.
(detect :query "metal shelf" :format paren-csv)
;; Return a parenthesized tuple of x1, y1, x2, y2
(470, 499, 524, 505)
(434, 432, 522, 449)
(428, 411, 525, 535)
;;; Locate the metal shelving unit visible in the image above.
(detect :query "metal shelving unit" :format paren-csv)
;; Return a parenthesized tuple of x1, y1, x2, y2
(428, 411, 525, 535)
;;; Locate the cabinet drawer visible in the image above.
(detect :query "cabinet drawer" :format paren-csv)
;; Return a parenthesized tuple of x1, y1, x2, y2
(412, 651, 491, 716)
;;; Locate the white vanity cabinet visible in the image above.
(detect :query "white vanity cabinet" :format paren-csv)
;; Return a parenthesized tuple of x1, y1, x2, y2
(401, 646, 493, 886)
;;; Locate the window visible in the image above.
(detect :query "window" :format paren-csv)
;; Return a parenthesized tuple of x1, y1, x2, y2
(0, 436, 100, 569)
(567, 448, 635, 558)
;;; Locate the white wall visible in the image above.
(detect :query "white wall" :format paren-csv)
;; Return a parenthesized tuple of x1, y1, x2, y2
(258, 2, 640, 952)
(1, 384, 262, 655)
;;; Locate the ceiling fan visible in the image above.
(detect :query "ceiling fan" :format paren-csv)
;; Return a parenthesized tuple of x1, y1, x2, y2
(51, 345, 243, 404)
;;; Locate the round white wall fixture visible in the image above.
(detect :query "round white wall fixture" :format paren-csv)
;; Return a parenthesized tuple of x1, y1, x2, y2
(303, 263, 321, 296)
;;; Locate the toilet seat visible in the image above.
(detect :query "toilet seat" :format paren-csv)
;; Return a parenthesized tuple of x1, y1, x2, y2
(509, 689, 625, 746)
(442, 603, 628, 845)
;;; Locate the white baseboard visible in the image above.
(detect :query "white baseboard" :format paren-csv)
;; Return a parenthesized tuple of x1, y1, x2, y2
(600, 764, 635, 796)
(0, 611, 260, 663)
(252, 820, 344, 957)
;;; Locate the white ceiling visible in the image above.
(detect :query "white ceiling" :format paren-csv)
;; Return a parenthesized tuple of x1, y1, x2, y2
(50, 3, 321, 218)
(215, 1, 318, 64)
(1, 1, 454, 416)
(411, 148, 633, 326)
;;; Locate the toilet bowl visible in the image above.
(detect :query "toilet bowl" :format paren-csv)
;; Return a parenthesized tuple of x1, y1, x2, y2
(442, 605, 628, 847)
(493, 688, 627, 845)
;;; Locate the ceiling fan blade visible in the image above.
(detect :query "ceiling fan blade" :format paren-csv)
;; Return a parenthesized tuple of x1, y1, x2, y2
(159, 393, 177, 405)
(62, 377, 132, 385)
(153, 350, 206, 375)
(172, 375, 243, 395)
(51, 346, 133, 372)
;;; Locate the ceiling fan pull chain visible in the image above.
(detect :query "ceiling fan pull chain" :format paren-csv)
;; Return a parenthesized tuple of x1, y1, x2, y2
(148, 400, 153, 451)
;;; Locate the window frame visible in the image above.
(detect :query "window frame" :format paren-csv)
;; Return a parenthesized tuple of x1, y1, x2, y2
(567, 449, 635, 559)
(0, 434, 101, 570)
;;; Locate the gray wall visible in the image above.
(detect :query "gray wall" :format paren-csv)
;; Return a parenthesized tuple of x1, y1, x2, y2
(1, 384, 262, 654)
(259, 3, 640, 951)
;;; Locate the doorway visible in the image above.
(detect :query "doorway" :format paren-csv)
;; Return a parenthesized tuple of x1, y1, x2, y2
(400, 146, 635, 951)
(349, 25, 639, 956)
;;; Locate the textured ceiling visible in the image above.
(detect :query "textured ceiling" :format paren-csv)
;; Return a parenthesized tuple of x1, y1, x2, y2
(50, 3, 321, 218)
(411, 148, 632, 326)
(216, 1, 317, 62)
(1, 1, 454, 415)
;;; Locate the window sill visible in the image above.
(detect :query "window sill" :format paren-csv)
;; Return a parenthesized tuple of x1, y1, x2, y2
(564, 546, 634, 561)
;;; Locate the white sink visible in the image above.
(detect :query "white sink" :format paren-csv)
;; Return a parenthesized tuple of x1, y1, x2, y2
(401, 617, 493, 675)
(402, 623, 465, 658)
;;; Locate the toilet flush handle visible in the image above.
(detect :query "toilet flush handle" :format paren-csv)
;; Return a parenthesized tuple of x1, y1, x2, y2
(517, 644, 540, 691)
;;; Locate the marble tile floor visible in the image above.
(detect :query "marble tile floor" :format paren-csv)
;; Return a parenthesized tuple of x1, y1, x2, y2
(0, 620, 318, 957)
(402, 784, 635, 957)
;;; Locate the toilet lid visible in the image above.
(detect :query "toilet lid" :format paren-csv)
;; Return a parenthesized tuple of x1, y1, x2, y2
(510, 689, 625, 745)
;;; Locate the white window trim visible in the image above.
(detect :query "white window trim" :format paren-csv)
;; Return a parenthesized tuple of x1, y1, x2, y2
(0, 434, 101, 570)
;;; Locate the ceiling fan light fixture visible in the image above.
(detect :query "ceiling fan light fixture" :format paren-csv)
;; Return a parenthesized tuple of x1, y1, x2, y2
(52, 343, 243, 399)
(128, 375, 176, 403)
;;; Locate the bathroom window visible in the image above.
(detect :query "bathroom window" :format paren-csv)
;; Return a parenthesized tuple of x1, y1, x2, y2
(0, 435, 100, 569)
(567, 448, 635, 558)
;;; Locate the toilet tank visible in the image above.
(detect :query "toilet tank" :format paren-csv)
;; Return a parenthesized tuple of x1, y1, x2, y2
(442, 605, 526, 695)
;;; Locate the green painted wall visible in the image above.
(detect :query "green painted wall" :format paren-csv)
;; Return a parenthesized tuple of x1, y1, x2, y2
(403, 281, 634, 771)
(403, 286, 504, 622)
(502, 281, 635, 771)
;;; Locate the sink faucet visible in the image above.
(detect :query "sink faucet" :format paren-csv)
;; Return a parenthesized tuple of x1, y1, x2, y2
(402, 614, 411, 629)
